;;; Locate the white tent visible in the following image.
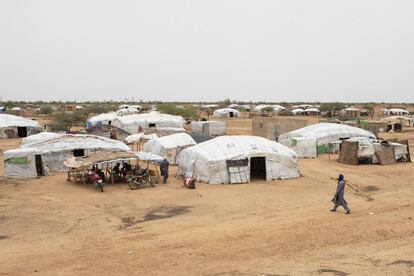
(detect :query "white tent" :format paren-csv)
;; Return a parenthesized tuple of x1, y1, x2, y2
(253, 104, 272, 113)
(124, 133, 159, 144)
(228, 104, 240, 109)
(86, 113, 119, 128)
(383, 108, 409, 116)
(144, 133, 196, 164)
(116, 107, 140, 116)
(213, 108, 240, 118)
(4, 134, 130, 178)
(279, 123, 376, 158)
(291, 108, 304, 115)
(272, 104, 286, 113)
(176, 135, 300, 184)
(191, 121, 226, 136)
(0, 114, 42, 139)
(340, 137, 409, 163)
(112, 111, 185, 134)
(22, 132, 63, 145)
(303, 108, 320, 115)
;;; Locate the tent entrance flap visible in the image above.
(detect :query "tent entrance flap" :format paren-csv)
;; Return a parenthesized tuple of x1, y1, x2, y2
(226, 158, 249, 184)
(35, 155, 44, 176)
(229, 112, 234, 118)
(250, 157, 266, 180)
(17, 127, 28, 138)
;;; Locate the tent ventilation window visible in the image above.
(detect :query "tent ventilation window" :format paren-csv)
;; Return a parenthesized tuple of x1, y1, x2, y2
(73, 149, 85, 157)
(149, 123, 156, 127)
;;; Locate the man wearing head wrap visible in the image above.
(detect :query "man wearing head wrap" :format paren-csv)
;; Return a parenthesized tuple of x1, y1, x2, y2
(331, 174, 350, 214)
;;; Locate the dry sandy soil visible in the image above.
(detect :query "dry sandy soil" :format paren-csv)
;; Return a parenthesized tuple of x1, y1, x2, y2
(1, 121, 414, 275)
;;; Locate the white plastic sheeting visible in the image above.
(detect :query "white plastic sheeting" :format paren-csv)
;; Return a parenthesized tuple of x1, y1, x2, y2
(156, 127, 186, 137)
(279, 123, 376, 158)
(345, 137, 408, 163)
(291, 108, 304, 115)
(124, 133, 159, 143)
(86, 113, 119, 128)
(3, 148, 42, 178)
(112, 111, 185, 134)
(176, 135, 300, 184)
(383, 108, 409, 116)
(289, 137, 317, 158)
(22, 132, 63, 145)
(213, 108, 240, 118)
(0, 114, 40, 128)
(144, 133, 196, 164)
(4, 134, 130, 177)
(191, 121, 226, 136)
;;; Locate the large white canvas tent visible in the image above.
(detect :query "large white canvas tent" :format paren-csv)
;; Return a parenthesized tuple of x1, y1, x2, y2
(383, 108, 409, 116)
(279, 123, 376, 158)
(4, 134, 130, 178)
(176, 135, 300, 184)
(144, 133, 196, 164)
(0, 114, 43, 139)
(86, 113, 119, 128)
(191, 121, 226, 136)
(213, 108, 240, 118)
(112, 112, 185, 134)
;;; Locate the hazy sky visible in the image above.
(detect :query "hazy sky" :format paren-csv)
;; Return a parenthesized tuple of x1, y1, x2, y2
(0, 1, 413, 102)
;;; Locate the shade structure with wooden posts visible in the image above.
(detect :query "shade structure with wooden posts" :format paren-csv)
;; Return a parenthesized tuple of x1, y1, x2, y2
(64, 150, 164, 185)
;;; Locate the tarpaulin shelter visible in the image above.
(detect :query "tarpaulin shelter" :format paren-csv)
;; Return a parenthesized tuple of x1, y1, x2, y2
(144, 133, 197, 164)
(279, 123, 376, 158)
(176, 135, 300, 184)
(3, 134, 130, 178)
(0, 114, 42, 139)
(86, 113, 119, 128)
(338, 137, 410, 165)
(112, 111, 185, 134)
(213, 108, 240, 118)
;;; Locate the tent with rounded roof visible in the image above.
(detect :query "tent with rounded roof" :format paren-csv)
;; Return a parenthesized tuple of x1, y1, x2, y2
(144, 133, 196, 164)
(86, 113, 119, 128)
(0, 114, 43, 139)
(279, 123, 376, 158)
(4, 133, 130, 178)
(213, 108, 240, 118)
(112, 111, 185, 134)
(176, 135, 300, 184)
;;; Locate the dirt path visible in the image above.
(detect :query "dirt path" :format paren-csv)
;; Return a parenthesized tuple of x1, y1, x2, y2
(1, 153, 413, 275)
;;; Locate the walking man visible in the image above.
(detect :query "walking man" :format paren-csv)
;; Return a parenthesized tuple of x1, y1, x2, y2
(331, 174, 351, 214)
(160, 158, 169, 184)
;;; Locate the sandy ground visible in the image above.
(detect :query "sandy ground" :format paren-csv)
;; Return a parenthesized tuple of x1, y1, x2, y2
(1, 124, 414, 275)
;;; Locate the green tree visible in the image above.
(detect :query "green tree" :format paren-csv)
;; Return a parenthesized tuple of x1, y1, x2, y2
(49, 111, 87, 132)
(39, 105, 53, 115)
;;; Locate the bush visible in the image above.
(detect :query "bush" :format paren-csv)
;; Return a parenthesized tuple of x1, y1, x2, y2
(49, 111, 88, 132)
(157, 104, 198, 120)
(39, 105, 54, 115)
(319, 102, 346, 112)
